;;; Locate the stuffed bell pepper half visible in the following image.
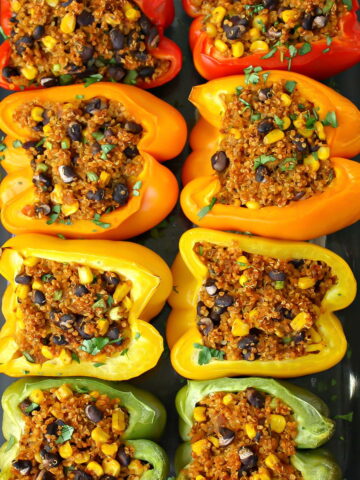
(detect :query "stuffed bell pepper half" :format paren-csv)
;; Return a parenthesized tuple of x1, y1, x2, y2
(181, 70, 360, 240)
(175, 377, 341, 480)
(0, 234, 173, 380)
(0, 83, 186, 239)
(167, 228, 356, 379)
(0, 377, 169, 480)
(183, 0, 360, 80)
(0, 0, 182, 90)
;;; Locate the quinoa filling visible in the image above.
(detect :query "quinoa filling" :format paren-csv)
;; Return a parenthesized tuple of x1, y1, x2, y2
(187, 388, 302, 479)
(3, 0, 170, 88)
(210, 73, 336, 208)
(14, 256, 133, 364)
(194, 241, 336, 361)
(11, 384, 151, 479)
(11, 96, 144, 223)
(190, 0, 347, 59)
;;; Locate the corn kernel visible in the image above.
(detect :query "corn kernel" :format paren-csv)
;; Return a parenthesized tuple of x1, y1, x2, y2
(290, 311, 312, 331)
(304, 154, 320, 172)
(43, 123, 52, 135)
(42, 35, 57, 50)
(41, 346, 54, 359)
(62, 201, 79, 217)
(74, 452, 90, 464)
(196, 476, 206, 480)
(194, 406, 207, 422)
(251, 469, 271, 480)
(239, 273, 249, 287)
(293, 117, 304, 129)
(206, 23, 217, 37)
(253, 14, 268, 29)
(59, 442, 73, 459)
(246, 201, 261, 209)
(248, 309, 259, 321)
(98, 171, 111, 187)
(29, 389, 44, 404)
(78, 266, 93, 285)
(298, 277, 316, 289)
(232, 41, 244, 58)
(280, 9, 298, 23)
(237, 255, 249, 270)
(250, 40, 269, 53)
(21, 65, 38, 80)
(214, 39, 228, 53)
(315, 121, 326, 140)
(270, 414, 286, 433)
(45, 0, 58, 6)
(55, 384, 73, 401)
(317, 146, 330, 160)
(128, 460, 145, 476)
(125, 8, 141, 21)
(103, 13, 120, 26)
(60, 13, 76, 34)
(298, 128, 314, 138)
(59, 348, 72, 365)
(306, 343, 325, 352)
(309, 327, 322, 343)
(87, 461, 104, 477)
(232, 319, 250, 337)
(16, 308, 24, 320)
(102, 458, 121, 476)
(11, 0, 21, 12)
(264, 129, 284, 145)
(211, 6, 226, 24)
(101, 443, 118, 457)
(245, 423, 257, 439)
(248, 27, 261, 41)
(50, 184, 63, 204)
(123, 295, 132, 310)
(209, 436, 219, 447)
(112, 410, 126, 434)
(23, 256, 40, 267)
(282, 116, 291, 130)
(192, 439, 209, 456)
(91, 426, 110, 444)
(265, 453, 280, 470)
(223, 394, 233, 405)
(31, 107, 44, 122)
(113, 283, 131, 303)
(280, 93, 292, 106)
(97, 319, 109, 336)
(16, 284, 30, 300)
(35, 453, 42, 463)
(32, 280, 43, 291)
(229, 128, 241, 139)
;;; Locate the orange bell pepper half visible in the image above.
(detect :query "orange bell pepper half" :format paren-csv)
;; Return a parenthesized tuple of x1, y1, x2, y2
(182, 0, 360, 80)
(167, 228, 356, 380)
(0, 234, 173, 380)
(0, 83, 187, 239)
(181, 71, 360, 240)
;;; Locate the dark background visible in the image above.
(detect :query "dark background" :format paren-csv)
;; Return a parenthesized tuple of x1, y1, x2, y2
(0, 1, 359, 478)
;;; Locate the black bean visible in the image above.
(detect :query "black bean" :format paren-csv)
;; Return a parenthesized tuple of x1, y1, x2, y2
(302, 14, 314, 30)
(0, 129, 5, 141)
(74, 317, 92, 339)
(33, 290, 46, 306)
(215, 294, 234, 308)
(103, 272, 120, 287)
(77, 10, 94, 26)
(2, 66, 20, 78)
(117, 445, 131, 466)
(61, 0, 74, 6)
(246, 388, 265, 408)
(257, 119, 274, 134)
(198, 317, 213, 336)
(238, 447, 258, 473)
(15, 274, 32, 285)
(124, 121, 143, 134)
(223, 24, 244, 40)
(33, 172, 52, 189)
(75, 284, 89, 297)
(58, 165, 77, 183)
(289, 258, 304, 269)
(262, 0, 278, 8)
(110, 28, 125, 50)
(86, 189, 105, 202)
(197, 301, 206, 316)
(12, 460, 32, 475)
(146, 26, 160, 48)
(278, 306, 293, 320)
(266, 26, 281, 39)
(106, 324, 122, 344)
(40, 449, 62, 469)
(219, 427, 235, 447)
(15, 35, 33, 54)
(22, 140, 38, 150)
(80, 45, 95, 62)
(205, 278, 217, 296)
(40, 76, 59, 88)
(113, 183, 129, 205)
(46, 419, 64, 436)
(35, 204, 51, 216)
(255, 165, 269, 183)
(210, 305, 225, 323)
(292, 134, 308, 153)
(84, 98, 102, 114)
(100, 477, 116, 480)
(51, 334, 68, 345)
(258, 88, 273, 102)
(293, 330, 306, 343)
(107, 65, 126, 82)
(139, 14, 152, 35)
(238, 334, 259, 350)
(293, 191, 305, 201)
(124, 145, 139, 158)
(19, 398, 40, 415)
(313, 15, 328, 28)
(269, 270, 286, 281)
(74, 471, 93, 480)
(67, 122, 83, 142)
(211, 151, 229, 172)
(36, 472, 55, 480)
(137, 66, 155, 78)
(58, 314, 76, 330)
(85, 404, 104, 423)
(133, 51, 148, 63)
(32, 25, 45, 40)
(49, 308, 60, 321)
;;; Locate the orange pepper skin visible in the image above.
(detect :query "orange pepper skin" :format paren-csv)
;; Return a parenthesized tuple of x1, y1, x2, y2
(181, 72, 360, 241)
(0, 234, 173, 379)
(183, 0, 360, 80)
(0, 83, 186, 239)
(0, 0, 182, 90)
(167, 228, 356, 380)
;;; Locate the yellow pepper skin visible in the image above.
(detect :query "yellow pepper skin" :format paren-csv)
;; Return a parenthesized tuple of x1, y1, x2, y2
(0, 234, 172, 380)
(167, 228, 356, 379)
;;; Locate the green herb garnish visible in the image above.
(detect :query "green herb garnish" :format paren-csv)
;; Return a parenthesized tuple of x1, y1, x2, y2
(56, 424, 74, 444)
(80, 337, 110, 355)
(86, 171, 99, 182)
(23, 351, 35, 363)
(285, 80, 297, 94)
(84, 74, 103, 88)
(197, 197, 217, 219)
(254, 155, 276, 170)
(322, 111, 338, 128)
(92, 213, 111, 229)
(194, 343, 225, 365)
(123, 70, 138, 85)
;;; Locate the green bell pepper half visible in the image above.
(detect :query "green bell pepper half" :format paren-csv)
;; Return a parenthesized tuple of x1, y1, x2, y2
(0, 377, 169, 480)
(175, 377, 341, 480)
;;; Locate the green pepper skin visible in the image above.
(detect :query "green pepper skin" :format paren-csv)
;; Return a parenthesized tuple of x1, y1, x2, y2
(0, 377, 168, 480)
(175, 378, 341, 480)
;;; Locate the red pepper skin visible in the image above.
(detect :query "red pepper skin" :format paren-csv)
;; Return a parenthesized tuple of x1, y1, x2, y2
(0, 0, 182, 90)
(183, 0, 360, 80)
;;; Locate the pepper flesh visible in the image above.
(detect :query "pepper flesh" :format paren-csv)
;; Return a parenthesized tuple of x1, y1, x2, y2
(175, 377, 341, 480)
(181, 71, 360, 240)
(0, 377, 169, 480)
(0, 234, 172, 380)
(0, 83, 187, 239)
(167, 228, 356, 379)
(182, 0, 360, 80)
(0, 0, 182, 91)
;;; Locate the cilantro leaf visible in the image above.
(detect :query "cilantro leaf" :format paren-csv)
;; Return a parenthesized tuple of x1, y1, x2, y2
(194, 343, 225, 365)
(262, 47, 278, 59)
(343, 0, 353, 10)
(285, 80, 297, 94)
(254, 155, 276, 170)
(123, 70, 138, 85)
(197, 197, 217, 219)
(5, 435, 16, 452)
(56, 424, 74, 444)
(322, 111, 338, 128)
(298, 43, 312, 56)
(23, 351, 35, 363)
(279, 158, 297, 171)
(80, 337, 110, 355)
(92, 213, 111, 229)
(84, 74, 103, 88)
(24, 402, 39, 414)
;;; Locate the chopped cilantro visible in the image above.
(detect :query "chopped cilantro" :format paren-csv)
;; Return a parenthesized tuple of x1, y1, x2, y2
(13, 140, 22, 148)
(71, 352, 80, 363)
(92, 131, 105, 141)
(244, 66, 263, 85)
(5, 435, 16, 452)
(53, 290, 63, 301)
(24, 402, 39, 414)
(194, 343, 225, 365)
(84, 74, 103, 88)
(322, 111, 338, 128)
(41, 273, 54, 282)
(298, 43, 312, 56)
(75, 94, 85, 99)
(92, 298, 107, 309)
(123, 70, 138, 85)
(86, 171, 99, 182)
(132, 180, 142, 197)
(251, 113, 261, 122)
(262, 47, 278, 59)
(80, 337, 110, 355)
(254, 155, 276, 170)
(92, 213, 111, 229)
(274, 115, 284, 129)
(285, 80, 297, 94)
(59, 74, 73, 86)
(235, 85, 243, 95)
(323, 0, 335, 13)
(280, 158, 297, 171)
(343, 0, 353, 10)
(56, 424, 74, 444)
(23, 351, 35, 363)
(73, 385, 89, 393)
(93, 362, 106, 367)
(197, 197, 217, 219)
